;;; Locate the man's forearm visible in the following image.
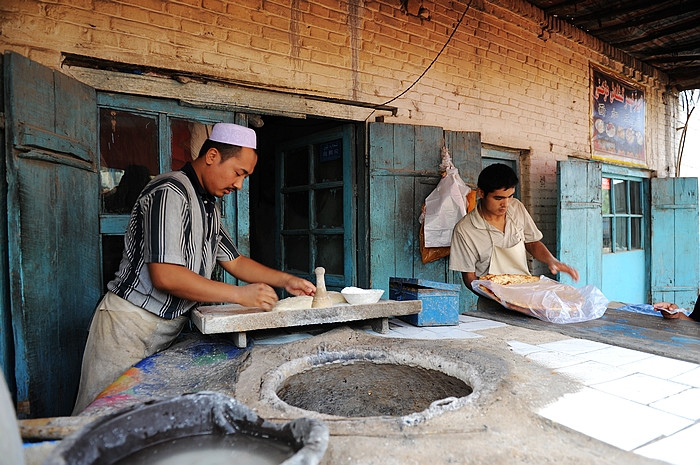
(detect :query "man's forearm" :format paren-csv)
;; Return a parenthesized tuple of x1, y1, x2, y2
(220, 256, 292, 288)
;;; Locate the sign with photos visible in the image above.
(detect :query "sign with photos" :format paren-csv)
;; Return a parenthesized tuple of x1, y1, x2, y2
(591, 66, 646, 165)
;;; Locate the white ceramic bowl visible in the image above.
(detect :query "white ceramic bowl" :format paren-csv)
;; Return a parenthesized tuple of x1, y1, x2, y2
(341, 287, 384, 305)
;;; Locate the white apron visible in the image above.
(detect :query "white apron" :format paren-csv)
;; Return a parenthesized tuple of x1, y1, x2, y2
(487, 229, 530, 275)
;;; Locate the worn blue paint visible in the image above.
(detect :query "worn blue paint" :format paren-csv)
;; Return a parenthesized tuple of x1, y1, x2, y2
(0, 54, 12, 396)
(390, 277, 461, 326)
(602, 250, 647, 303)
(587, 324, 699, 351)
(600, 171, 650, 303)
(557, 160, 603, 288)
(558, 162, 699, 306)
(445, 131, 482, 313)
(651, 177, 699, 309)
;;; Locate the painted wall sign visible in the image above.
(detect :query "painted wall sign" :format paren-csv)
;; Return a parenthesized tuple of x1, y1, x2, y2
(590, 66, 646, 166)
(319, 139, 342, 163)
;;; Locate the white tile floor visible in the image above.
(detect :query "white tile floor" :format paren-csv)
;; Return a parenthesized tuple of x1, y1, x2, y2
(369, 316, 698, 465)
(257, 315, 699, 465)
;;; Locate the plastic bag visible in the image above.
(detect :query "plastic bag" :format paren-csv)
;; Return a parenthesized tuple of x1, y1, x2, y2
(423, 168, 471, 248)
(419, 191, 476, 263)
(472, 276, 608, 324)
(421, 146, 471, 248)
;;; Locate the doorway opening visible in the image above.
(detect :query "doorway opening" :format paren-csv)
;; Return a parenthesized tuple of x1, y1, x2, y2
(239, 116, 362, 294)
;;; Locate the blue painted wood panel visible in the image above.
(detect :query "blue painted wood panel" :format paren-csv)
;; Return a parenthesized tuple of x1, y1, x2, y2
(651, 177, 699, 309)
(557, 160, 603, 288)
(444, 130, 481, 312)
(368, 123, 481, 312)
(0, 54, 12, 395)
(4, 52, 100, 417)
(368, 123, 417, 291)
(602, 250, 647, 303)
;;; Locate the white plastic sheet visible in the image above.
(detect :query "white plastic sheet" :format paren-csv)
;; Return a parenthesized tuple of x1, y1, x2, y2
(472, 276, 608, 324)
(423, 167, 471, 248)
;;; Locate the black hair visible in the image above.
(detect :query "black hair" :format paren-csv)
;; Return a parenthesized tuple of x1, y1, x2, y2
(477, 163, 519, 195)
(198, 139, 244, 161)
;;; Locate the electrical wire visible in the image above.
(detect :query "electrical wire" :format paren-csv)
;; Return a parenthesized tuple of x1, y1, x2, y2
(379, 0, 475, 108)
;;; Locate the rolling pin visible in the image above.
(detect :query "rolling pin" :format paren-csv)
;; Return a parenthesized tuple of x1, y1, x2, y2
(312, 266, 332, 308)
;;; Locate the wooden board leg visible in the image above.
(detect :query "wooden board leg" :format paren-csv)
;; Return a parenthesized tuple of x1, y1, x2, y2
(232, 332, 247, 348)
(371, 317, 389, 334)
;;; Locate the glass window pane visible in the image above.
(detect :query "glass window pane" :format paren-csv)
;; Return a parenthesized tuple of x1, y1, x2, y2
(316, 234, 343, 276)
(100, 108, 158, 214)
(284, 147, 309, 187)
(171, 119, 211, 170)
(314, 139, 343, 183)
(631, 217, 642, 249)
(615, 217, 628, 251)
(284, 235, 309, 273)
(629, 181, 641, 214)
(316, 188, 343, 228)
(613, 179, 628, 214)
(603, 217, 612, 252)
(283, 191, 309, 230)
(602, 178, 611, 215)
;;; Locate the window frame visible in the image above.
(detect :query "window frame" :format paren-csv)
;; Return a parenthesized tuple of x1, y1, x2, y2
(602, 173, 646, 254)
(96, 93, 238, 290)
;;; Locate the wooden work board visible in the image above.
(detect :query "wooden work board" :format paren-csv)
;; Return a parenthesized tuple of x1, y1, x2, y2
(191, 299, 422, 347)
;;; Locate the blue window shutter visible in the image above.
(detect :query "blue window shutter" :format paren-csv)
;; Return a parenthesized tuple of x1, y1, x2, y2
(368, 122, 433, 292)
(557, 160, 603, 288)
(368, 123, 481, 312)
(651, 177, 699, 309)
(3, 52, 100, 417)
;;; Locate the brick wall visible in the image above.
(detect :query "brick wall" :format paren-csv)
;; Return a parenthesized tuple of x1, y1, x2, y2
(0, 0, 679, 269)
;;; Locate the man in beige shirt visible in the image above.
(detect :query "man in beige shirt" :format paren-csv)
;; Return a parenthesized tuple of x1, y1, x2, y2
(449, 163, 579, 294)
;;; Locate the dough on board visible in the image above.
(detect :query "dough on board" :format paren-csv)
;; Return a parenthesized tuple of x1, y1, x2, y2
(273, 291, 346, 311)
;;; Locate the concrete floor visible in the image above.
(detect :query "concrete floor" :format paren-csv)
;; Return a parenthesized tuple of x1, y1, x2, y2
(23, 308, 699, 465)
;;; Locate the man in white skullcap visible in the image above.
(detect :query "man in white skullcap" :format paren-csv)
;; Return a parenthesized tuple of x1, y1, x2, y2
(73, 123, 316, 414)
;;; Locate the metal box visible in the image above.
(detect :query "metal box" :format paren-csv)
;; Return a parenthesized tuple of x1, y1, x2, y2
(389, 277, 461, 326)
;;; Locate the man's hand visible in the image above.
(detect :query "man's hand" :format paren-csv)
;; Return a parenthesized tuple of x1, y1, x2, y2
(653, 302, 693, 320)
(235, 283, 280, 311)
(548, 260, 580, 282)
(525, 241, 579, 281)
(284, 276, 316, 296)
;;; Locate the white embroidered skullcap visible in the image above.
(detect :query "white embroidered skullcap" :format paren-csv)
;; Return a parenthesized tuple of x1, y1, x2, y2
(209, 123, 257, 149)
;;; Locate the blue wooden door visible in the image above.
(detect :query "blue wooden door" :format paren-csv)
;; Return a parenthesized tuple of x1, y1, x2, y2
(600, 174, 649, 304)
(557, 160, 603, 288)
(368, 123, 480, 311)
(651, 177, 699, 309)
(275, 126, 356, 290)
(2, 52, 100, 417)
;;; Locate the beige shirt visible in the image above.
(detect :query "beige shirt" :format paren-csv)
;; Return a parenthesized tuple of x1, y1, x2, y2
(449, 198, 543, 277)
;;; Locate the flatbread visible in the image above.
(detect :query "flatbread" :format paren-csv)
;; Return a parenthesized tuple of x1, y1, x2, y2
(479, 274, 541, 285)
(475, 275, 584, 316)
